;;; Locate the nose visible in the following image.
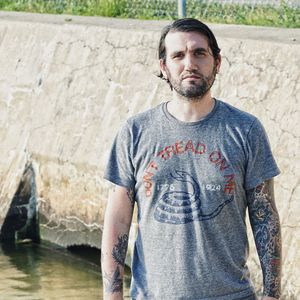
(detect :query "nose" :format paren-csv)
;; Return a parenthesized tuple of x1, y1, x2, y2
(184, 53, 198, 71)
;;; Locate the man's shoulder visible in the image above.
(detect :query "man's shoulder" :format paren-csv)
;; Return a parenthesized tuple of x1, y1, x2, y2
(218, 100, 258, 125)
(126, 103, 164, 127)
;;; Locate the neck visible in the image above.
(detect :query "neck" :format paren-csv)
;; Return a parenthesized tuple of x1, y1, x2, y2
(167, 91, 215, 122)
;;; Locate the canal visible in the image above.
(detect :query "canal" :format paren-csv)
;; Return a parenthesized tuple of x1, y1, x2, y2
(0, 242, 131, 299)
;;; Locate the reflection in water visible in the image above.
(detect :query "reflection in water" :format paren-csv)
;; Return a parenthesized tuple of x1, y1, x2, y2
(0, 242, 131, 299)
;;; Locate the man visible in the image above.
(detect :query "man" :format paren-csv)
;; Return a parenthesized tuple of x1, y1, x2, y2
(101, 18, 281, 300)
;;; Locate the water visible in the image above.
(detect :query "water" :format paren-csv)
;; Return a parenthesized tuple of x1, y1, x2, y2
(0, 242, 131, 300)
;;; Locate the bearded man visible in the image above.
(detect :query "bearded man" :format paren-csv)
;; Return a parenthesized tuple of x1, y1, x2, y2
(101, 18, 282, 300)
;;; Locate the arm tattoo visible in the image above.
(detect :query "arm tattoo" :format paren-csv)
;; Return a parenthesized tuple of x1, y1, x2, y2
(247, 179, 282, 299)
(112, 234, 128, 266)
(127, 188, 135, 206)
(104, 267, 123, 293)
(103, 234, 129, 294)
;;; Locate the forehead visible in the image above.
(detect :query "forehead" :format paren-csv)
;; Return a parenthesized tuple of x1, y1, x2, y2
(164, 31, 210, 54)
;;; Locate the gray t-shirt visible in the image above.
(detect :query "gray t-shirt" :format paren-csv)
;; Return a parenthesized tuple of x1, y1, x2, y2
(104, 100, 280, 300)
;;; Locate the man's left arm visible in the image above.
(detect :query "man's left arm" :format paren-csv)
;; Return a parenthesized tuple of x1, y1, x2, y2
(247, 178, 282, 300)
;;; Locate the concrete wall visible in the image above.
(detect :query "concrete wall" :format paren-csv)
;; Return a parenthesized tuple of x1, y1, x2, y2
(0, 11, 299, 298)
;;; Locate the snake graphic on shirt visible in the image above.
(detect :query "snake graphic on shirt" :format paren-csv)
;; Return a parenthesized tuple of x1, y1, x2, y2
(154, 170, 233, 224)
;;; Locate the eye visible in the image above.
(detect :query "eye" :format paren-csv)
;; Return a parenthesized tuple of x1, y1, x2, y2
(172, 52, 184, 59)
(194, 50, 206, 57)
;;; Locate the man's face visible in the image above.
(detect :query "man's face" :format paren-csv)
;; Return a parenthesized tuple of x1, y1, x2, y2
(160, 31, 221, 99)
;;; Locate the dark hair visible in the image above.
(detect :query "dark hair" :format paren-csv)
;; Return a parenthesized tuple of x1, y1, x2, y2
(158, 18, 221, 81)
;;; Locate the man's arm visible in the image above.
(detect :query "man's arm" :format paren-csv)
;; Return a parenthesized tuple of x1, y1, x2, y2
(101, 185, 135, 300)
(247, 179, 282, 300)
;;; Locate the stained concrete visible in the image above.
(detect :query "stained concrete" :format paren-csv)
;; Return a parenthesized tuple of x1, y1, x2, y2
(0, 11, 299, 298)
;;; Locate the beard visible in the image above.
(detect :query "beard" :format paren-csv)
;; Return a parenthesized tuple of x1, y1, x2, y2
(166, 64, 217, 100)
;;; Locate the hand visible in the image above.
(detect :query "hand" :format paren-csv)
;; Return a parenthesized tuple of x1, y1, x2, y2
(261, 296, 279, 300)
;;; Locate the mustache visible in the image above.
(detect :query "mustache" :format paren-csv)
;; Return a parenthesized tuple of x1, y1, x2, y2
(181, 72, 204, 80)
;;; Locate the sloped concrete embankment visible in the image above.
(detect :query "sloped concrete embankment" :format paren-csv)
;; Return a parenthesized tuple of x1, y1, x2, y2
(0, 12, 299, 298)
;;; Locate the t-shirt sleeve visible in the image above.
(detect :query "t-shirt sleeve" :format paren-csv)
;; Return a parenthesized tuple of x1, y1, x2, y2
(244, 118, 280, 190)
(104, 121, 135, 189)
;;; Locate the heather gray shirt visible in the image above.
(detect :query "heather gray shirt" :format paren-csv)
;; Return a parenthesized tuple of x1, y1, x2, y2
(104, 100, 280, 300)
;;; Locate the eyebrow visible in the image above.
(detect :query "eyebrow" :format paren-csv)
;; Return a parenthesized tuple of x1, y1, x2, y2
(170, 47, 209, 57)
(170, 50, 184, 57)
(193, 47, 209, 53)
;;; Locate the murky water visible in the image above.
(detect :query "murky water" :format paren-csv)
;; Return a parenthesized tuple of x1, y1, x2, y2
(0, 242, 131, 300)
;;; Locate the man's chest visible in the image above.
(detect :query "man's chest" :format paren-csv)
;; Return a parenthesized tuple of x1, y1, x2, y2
(133, 133, 247, 204)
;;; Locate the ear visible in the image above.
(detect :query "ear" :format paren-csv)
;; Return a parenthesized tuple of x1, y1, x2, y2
(215, 54, 221, 73)
(159, 59, 168, 79)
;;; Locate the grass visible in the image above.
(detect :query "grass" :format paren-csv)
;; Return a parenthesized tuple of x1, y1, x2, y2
(188, 2, 300, 28)
(0, 0, 299, 28)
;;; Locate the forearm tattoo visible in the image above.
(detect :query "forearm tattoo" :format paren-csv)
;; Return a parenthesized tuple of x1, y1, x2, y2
(247, 180, 282, 299)
(103, 234, 129, 294)
(112, 234, 129, 266)
(104, 267, 123, 293)
(127, 188, 135, 206)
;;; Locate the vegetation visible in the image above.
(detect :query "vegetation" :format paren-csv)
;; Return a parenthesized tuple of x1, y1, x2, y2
(0, 0, 299, 28)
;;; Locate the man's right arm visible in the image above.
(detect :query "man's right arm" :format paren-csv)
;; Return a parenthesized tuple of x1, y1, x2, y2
(101, 185, 134, 300)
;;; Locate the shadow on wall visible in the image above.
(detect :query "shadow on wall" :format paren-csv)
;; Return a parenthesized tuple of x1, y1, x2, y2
(0, 163, 40, 243)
